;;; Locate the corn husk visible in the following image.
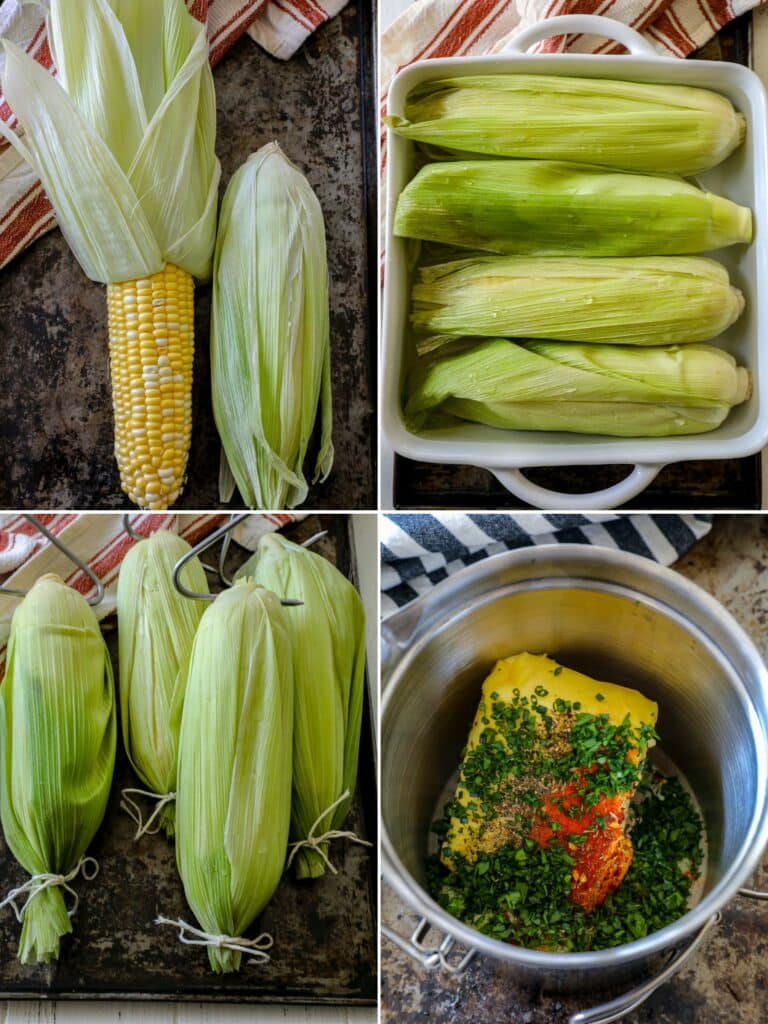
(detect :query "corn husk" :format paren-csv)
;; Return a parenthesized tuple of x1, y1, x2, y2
(405, 338, 751, 437)
(387, 75, 746, 175)
(211, 142, 333, 510)
(237, 534, 366, 879)
(394, 160, 752, 256)
(117, 530, 208, 837)
(175, 581, 293, 973)
(0, 574, 115, 964)
(0, 0, 220, 284)
(411, 255, 744, 353)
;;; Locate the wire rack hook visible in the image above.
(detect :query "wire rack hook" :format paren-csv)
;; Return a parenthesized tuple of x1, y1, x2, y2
(172, 515, 302, 607)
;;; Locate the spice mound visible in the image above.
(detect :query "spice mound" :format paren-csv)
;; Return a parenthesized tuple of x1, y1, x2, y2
(429, 652, 704, 952)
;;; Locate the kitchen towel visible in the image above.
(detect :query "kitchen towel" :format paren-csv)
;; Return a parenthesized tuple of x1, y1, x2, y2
(0, 512, 301, 672)
(381, 0, 759, 93)
(381, 513, 713, 614)
(0, 0, 349, 272)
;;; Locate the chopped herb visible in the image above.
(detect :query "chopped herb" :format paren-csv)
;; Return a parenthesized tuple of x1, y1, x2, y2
(428, 675, 702, 954)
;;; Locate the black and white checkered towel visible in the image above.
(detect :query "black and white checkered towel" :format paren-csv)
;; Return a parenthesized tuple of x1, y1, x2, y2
(381, 514, 713, 616)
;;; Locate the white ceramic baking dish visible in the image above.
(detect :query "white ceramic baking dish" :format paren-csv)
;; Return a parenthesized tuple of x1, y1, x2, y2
(381, 14, 768, 511)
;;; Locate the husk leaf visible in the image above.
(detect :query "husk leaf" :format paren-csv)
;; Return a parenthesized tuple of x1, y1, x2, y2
(0, 0, 220, 284)
(211, 142, 333, 510)
(0, 574, 115, 963)
(117, 530, 208, 836)
(405, 338, 751, 437)
(175, 581, 293, 972)
(237, 533, 366, 879)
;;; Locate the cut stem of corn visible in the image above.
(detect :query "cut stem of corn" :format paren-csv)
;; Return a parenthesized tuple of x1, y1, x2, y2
(387, 75, 746, 175)
(108, 264, 194, 509)
(394, 160, 752, 257)
(411, 255, 745, 352)
(405, 338, 751, 437)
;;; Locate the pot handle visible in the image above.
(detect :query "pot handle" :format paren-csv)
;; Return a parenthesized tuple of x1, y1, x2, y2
(488, 464, 662, 512)
(739, 886, 768, 900)
(382, 917, 476, 976)
(569, 913, 721, 1024)
(501, 14, 659, 57)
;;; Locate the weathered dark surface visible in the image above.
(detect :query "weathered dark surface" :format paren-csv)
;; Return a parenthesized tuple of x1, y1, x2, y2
(392, 12, 761, 512)
(381, 514, 768, 1021)
(0, 515, 377, 1003)
(394, 457, 762, 511)
(0, 8, 376, 510)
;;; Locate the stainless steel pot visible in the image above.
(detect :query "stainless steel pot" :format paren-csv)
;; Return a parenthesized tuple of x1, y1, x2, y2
(381, 545, 768, 1023)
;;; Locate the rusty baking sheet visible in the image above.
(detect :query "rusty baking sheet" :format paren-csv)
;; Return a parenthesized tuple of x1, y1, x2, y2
(0, 515, 378, 1004)
(0, 3, 376, 511)
(392, 13, 761, 513)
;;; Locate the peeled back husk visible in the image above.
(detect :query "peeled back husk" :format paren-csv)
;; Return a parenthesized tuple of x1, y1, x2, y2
(394, 160, 752, 256)
(411, 255, 745, 352)
(211, 142, 333, 510)
(0, 0, 220, 284)
(117, 530, 208, 836)
(405, 338, 751, 437)
(386, 75, 746, 176)
(0, 574, 116, 964)
(237, 533, 366, 879)
(175, 581, 293, 973)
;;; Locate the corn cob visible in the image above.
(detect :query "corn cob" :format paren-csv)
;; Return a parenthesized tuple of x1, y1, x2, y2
(0, 575, 115, 964)
(405, 338, 751, 437)
(0, 0, 220, 509)
(117, 530, 208, 837)
(237, 533, 367, 879)
(387, 75, 746, 175)
(394, 160, 752, 257)
(174, 581, 293, 973)
(411, 256, 744, 352)
(211, 143, 333, 510)
(108, 268, 195, 508)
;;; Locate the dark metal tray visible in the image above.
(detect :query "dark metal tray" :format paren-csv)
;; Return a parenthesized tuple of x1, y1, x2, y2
(0, 4, 377, 511)
(0, 515, 378, 1004)
(392, 13, 760, 512)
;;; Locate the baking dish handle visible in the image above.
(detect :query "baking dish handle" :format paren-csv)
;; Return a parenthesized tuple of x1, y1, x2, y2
(739, 886, 768, 900)
(488, 464, 662, 511)
(569, 913, 721, 1024)
(502, 14, 659, 57)
(382, 917, 476, 976)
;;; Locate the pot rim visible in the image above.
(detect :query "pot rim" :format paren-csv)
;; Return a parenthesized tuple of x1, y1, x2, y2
(381, 544, 768, 969)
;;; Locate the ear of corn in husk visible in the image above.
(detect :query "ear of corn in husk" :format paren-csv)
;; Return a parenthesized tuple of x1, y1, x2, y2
(117, 530, 208, 838)
(175, 581, 293, 973)
(405, 338, 751, 437)
(211, 142, 333, 510)
(0, 575, 116, 964)
(387, 75, 745, 175)
(237, 534, 366, 879)
(394, 160, 752, 256)
(411, 255, 744, 352)
(0, 0, 220, 510)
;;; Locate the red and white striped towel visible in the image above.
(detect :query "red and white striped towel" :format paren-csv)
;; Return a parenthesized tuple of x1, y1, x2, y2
(380, 0, 763, 256)
(0, 512, 302, 674)
(0, 0, 348, 273)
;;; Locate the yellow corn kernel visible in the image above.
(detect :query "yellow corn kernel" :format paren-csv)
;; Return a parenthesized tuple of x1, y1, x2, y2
(107, 264, 194, 510)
